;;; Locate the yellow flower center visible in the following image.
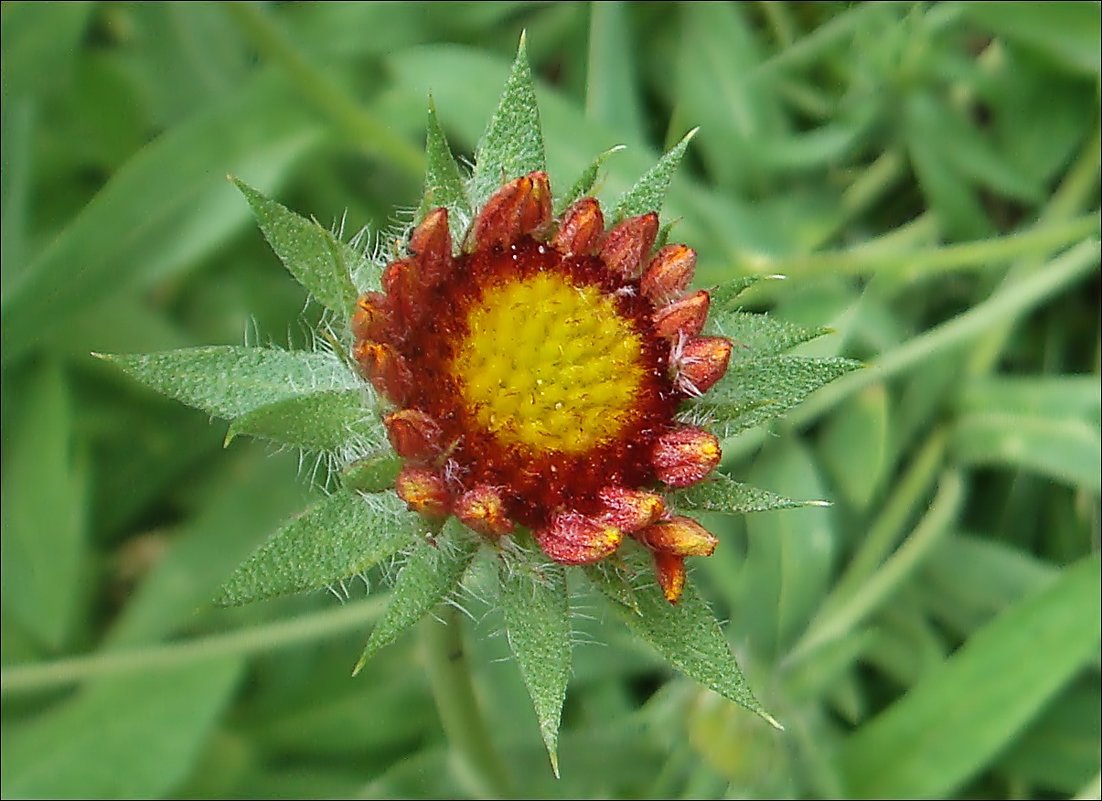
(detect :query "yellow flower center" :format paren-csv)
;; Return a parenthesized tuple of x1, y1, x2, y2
(452, 272, 645, 453)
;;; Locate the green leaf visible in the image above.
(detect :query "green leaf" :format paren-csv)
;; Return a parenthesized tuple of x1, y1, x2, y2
(963, 1, 1101, 77)
(738, 437, 837, 660)
(612, 127, 697, 221)
(585, 1, 646, 143)
(0, 362, 86, 649)
(672, 472, 827, 514)
(709, 311, 832, 361)
(226, 388, 382, 452)
(951, 412, 1101, 492)
(233, 178, 360, 318)
(470, 33, 546, 207)
(956, 375, 1100, 421)
(498, 549, 572, 776)
(818, 382, 891, 511)
(0, 660, 242, 798)
(354, 519, 479, 672)
(215, 490, 420, 605)
(700, 356, 862, 435)
(554, 145, 625, 216)
(839, 553, 1102, 798)
(1, 73, 321, 364)
(101, 346, 360, 420)
(582, 559, 642, 614)
(341, 451, 403, 493)
(605, 557, 776, 726)
(417, 95, 471, 232)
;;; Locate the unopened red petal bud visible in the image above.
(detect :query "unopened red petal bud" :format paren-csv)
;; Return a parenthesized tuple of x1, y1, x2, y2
(677, 336, 732, 395)
(455, 485, 514, 536)
(653, 551, 686, 604)
(381, 257, 421, 321)
(599, 212, 659, 279)
(653, 290, 709, 340)
(641, 244, 696, 304)
(470, 171, 552, 250)
(640, 516, 718, 557)
(409, 207, 453, 283)
(354, 342, 412, 405)
(598, 486, 666, 533)
(384, 409, 443, 461)
(351, 291, 390, 342)
(552, 197, 605, 255)
(652, 427, 721, 487)
(535, 512, 624, 565)
(395, 465, 450, 518)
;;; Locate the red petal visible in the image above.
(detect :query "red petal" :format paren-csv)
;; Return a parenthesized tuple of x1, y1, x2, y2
(409, 207, 453, 284)
(641, 244, 696, 304)
(455, 485, 514, 536)
(470, 171, 552, 250)
(598, 212, 658, 279)
(640, 516, 718, 557)
(384, 409, 443, 461)
(552, 197, 605, 255)
(652, 427, 721, 487)
(653, 551, 686, 604)
(653, 290, 709, 340)
(534, 512, 624, 565)
(395, 465, 450, 518)
(354, 342, 413, 405)
(351, 291, 391, 342)
(598, 486, 666, 533)
(676, 336, 732, 396)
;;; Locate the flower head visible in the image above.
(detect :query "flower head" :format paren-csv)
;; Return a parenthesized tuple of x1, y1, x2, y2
(353, 172, 731, 603)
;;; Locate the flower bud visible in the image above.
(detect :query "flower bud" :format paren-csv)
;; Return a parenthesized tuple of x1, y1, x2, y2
(535, 512, 624, 565)
(652, 427, 721, 487)
(676, 336, 732, 395)
(641, 244, 696, 304)
(599, 212, 658, 279)
(653, 551, 686, 604)
(640, 516, 718, 557)
(470, 171, 552, 250)
(653, 290, 709, 340)
(552, 197, 605, 255)
(384, 409, 443, 461)
(395, 465, 450, 518)
(598, 486, 666, 533)
(455, 485, 514, 536)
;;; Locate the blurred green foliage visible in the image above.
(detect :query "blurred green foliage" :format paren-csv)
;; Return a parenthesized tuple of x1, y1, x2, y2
(1, 1, 1099, 798)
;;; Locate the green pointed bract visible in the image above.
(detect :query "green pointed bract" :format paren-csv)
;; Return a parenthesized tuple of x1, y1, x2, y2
(708, 275, 779, 313)
(101, 347, 359, 421)
(215, 490, 420, 606)
(341, 452, 403, 494)
(354, 519, 479, 674)
(232, 178, 360, 319)
(673, 473, 827, 514)
(612, 127, 698, 222)
(498, 551, 571, 777)
(554, 145, 625, 216)
(417, 96, 471, 234)
(583, 559, 641, 614)
(226, 389, 382, 453)
(700, 356, 862, 435)
(709, 312, 832, 361)
(604, 568, 780, 729)
(471, 33, 546, 208)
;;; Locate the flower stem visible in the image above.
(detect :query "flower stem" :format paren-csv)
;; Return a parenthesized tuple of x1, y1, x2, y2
(421, 606, 514, 798)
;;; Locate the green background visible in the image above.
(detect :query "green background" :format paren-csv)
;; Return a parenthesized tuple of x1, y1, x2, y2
(2, 2, 1099, 798)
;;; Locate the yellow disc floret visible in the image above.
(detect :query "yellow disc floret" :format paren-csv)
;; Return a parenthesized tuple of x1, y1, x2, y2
(453, 272, 645, 453)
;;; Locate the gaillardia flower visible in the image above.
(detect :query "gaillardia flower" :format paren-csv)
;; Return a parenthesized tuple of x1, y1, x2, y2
(104, 37, 857, 772)
(353, 172, 728, 603)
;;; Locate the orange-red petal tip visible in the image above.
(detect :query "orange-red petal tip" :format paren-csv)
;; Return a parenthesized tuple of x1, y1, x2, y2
(535, 512, 624, 565)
